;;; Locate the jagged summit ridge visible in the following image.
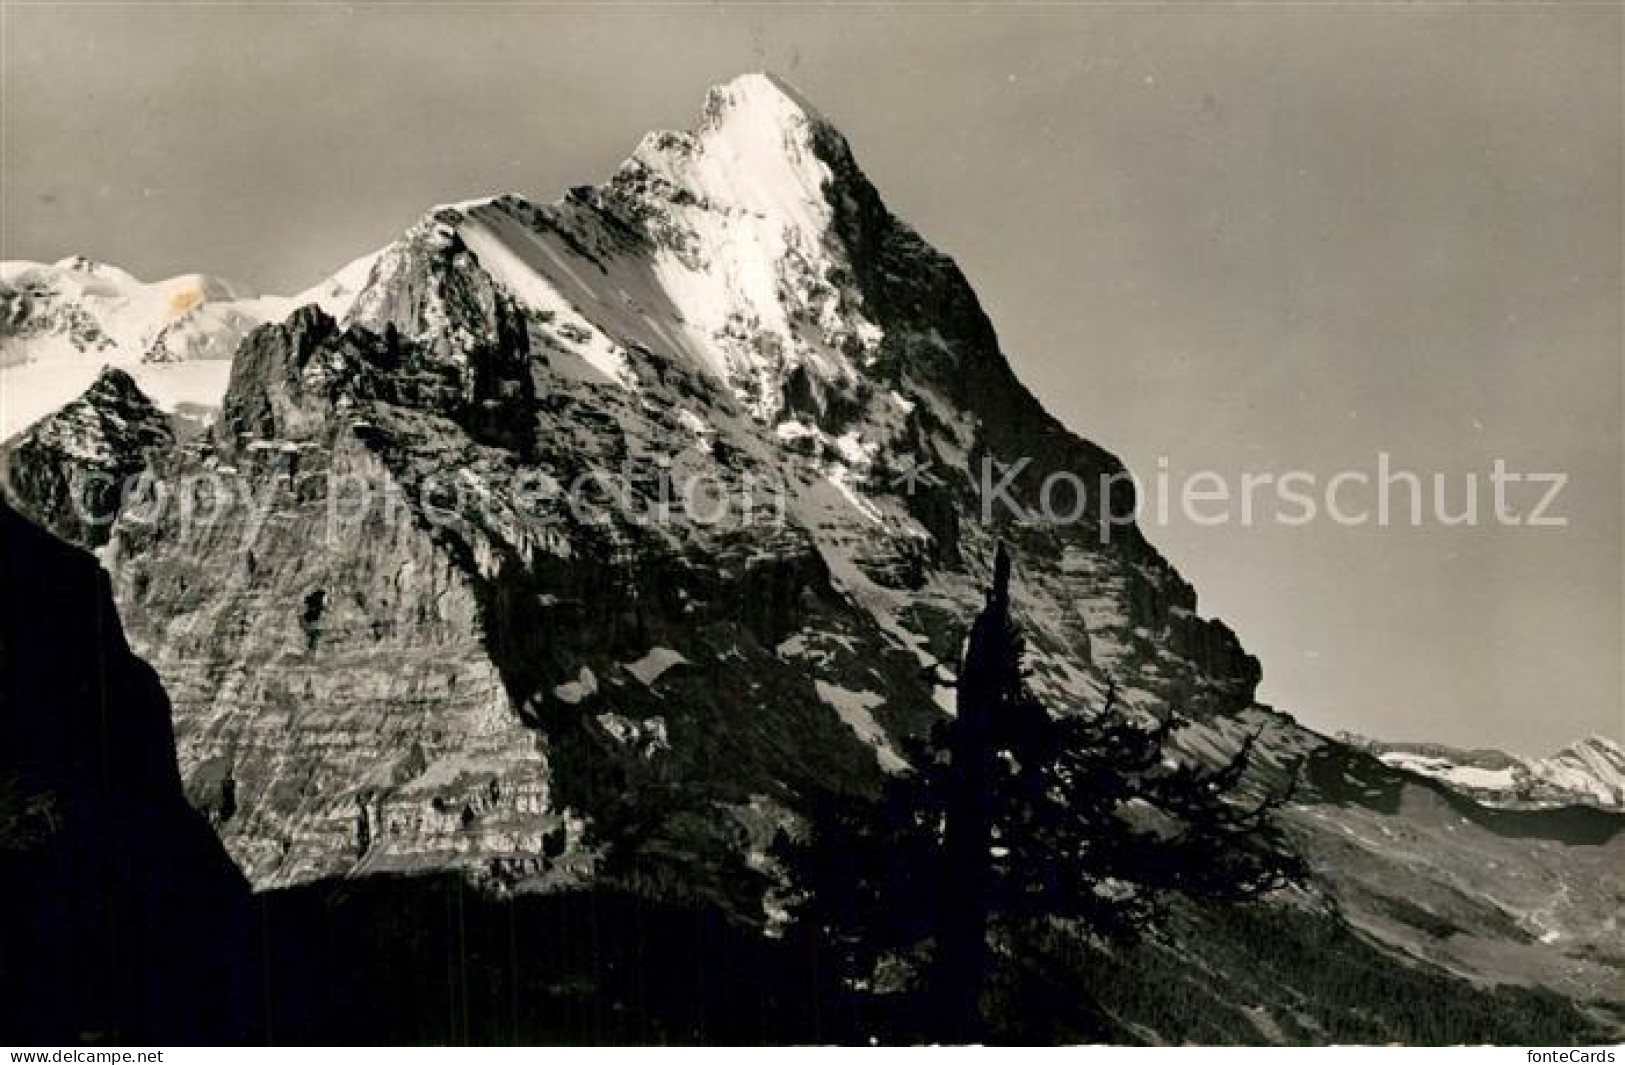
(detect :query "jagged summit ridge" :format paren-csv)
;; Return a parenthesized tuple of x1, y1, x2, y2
(707, 71, 828, 122)
(2, 72, 917, 432)
(2, 255, 310, 438)
(2, 366, 175, 548)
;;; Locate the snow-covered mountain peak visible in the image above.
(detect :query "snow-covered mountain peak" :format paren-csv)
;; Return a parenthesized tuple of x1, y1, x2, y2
(1544, 735, 1625, 801)
(626, 71, 840, 228)
(22, 257, 253, 305)
(703, 71, 826, 124)
(582, 73, 882, 414)
(1, 258, 293, 437)
(316, 74, 887, 419)
(1570, 734, 1624, 758)
(52, 254, 111, 273)
(1351, 732, 1625, 811)
(7, 73, 934, 437)
(79, 364, 147, 404)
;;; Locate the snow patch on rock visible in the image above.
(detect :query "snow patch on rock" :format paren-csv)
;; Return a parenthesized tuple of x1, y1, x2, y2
(625, 647, 689, 687)
(553, 667, 599, 705)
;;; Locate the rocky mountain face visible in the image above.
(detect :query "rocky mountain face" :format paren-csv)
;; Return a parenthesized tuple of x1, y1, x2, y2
(0, 253, 370, 438)
(0, 496, 256, 1042)
(0, 492, 826, 1044)
(4, 73, 1622, 1041)
(1345, 733, 1625, 811)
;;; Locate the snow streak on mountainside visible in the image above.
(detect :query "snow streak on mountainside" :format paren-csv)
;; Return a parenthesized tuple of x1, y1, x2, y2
(82, 72, 1262, 892)
(2, 367, 176, 548)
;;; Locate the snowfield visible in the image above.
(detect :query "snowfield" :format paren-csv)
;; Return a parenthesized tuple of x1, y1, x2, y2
(1364, 734, 1625, 811)
(1, 253, 376, 439)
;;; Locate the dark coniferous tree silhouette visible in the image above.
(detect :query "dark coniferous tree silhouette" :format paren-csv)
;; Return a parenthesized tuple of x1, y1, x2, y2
(780, 544, 1305, 1043)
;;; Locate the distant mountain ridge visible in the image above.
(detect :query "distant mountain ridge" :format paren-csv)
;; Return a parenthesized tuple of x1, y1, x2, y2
(0, 367, 176, 547)
(1343, 732, 1625, 812)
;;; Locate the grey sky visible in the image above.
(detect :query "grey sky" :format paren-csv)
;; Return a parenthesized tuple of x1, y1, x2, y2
(3, 4, 1620, 755)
